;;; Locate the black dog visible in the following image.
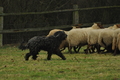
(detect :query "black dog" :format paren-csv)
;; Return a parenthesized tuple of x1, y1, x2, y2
(19, 31, 67, 60)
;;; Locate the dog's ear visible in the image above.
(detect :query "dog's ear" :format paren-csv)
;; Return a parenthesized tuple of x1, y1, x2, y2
(54, 31, 63, 38)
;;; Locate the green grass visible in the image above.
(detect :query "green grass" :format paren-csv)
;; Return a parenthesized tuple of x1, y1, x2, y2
(0, 45, 120, 80)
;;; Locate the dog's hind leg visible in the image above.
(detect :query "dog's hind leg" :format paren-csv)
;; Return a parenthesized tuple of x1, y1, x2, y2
(25, 53, 31, 61)
(47, 52, 52, 60)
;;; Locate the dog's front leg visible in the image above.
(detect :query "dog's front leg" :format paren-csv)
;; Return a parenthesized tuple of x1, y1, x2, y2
(56, 50, 66, 60)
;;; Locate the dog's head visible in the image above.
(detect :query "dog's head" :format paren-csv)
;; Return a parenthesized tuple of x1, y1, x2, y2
(54, 31, 67, 40)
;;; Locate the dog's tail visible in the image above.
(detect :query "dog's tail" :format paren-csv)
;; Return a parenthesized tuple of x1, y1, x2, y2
(18, 41, 28, 50)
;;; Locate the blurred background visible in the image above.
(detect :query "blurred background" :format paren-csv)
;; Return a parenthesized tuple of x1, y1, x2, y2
(0, 0, 120, 45)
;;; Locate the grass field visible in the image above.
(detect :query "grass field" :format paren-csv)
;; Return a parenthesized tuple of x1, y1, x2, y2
(0, 45, 120, 80)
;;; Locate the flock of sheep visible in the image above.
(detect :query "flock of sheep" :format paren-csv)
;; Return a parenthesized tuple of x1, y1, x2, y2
(19, 22, 120, 60)
(47, 23, 120, 56)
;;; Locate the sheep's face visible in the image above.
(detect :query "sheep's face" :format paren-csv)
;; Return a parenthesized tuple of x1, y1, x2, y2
(96, 23, 104, 29)
(116, 24, 120, 28)
(54, 31, 67, 40)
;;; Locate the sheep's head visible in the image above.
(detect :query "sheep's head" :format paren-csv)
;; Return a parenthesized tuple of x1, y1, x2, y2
(108, 24, 120, 29)
(116, 24, 120, 28)
(96, 23, 104, 29)
(54, 31, 67, 40)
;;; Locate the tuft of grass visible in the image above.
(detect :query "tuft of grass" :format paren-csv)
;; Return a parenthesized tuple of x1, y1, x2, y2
(0, 45, 120, 80)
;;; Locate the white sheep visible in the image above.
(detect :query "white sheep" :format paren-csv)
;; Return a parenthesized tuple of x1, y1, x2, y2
(112, 32, 120, 55)
(112, 28, 120, 55)
(67, 23, 103, 53)
(98, 28, 114, 53)
(112, 29, 120, 49)
(85, 29, 104, 53)
(97, 24, 120, 53)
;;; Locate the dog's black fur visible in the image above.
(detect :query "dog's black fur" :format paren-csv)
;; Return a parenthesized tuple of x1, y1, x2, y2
(19, 31, 67, 60)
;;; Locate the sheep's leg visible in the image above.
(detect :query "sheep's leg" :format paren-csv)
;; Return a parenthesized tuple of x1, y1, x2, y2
(113, 48, 117, 56)
(88, 45, 97, 53)
(91, 45, 95, 53)
(84, 45, 90, 54)
(96, 45, 101, 53)
(56, 51, 66, 60)
(113, 48, 119, 56)
(25, 53, 31, 61)
(73, 46, 77, 53)
(68, 46, 73, 53)
(88, 46, 92, 53)
(77, 46, 81, 52)
(106, 44, 113, 53)
(74, 46, 81, 53)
